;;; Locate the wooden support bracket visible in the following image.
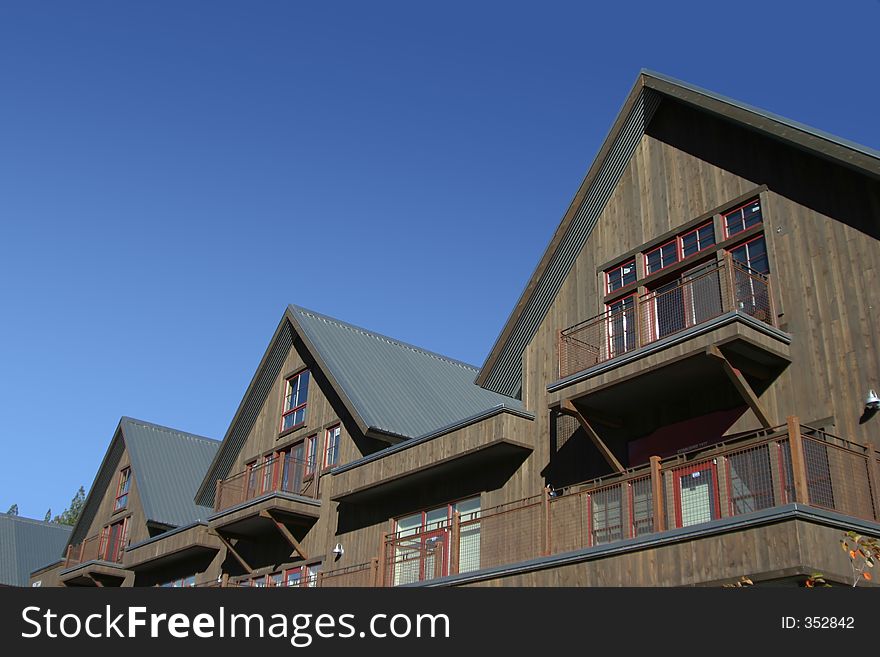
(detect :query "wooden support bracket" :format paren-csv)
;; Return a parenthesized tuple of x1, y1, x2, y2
(209, 529, 254, 574)
(560, 399, 625, 473)
(706, 345, 774, 429)
(261, 510, 308, 560)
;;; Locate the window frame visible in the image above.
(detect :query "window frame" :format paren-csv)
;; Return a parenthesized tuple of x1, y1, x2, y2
(99, 516, 129, 563)
(723, 198, 763, 238)
(679, 220, 716, 259)
(114, 466, 131, 512)
(304, 434, 318, 476)
(643, 238, 680, 276)
(280, 369, 310, 433)
(323, 425, 341, 469)
(727, 234, 769, 275)
(605, 258, 637, 295)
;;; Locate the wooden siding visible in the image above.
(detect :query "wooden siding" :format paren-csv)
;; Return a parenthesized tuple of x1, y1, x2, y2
(521, 98, 880, 506)
(75, 445, 150, 551)
(459, 519, 866, 587)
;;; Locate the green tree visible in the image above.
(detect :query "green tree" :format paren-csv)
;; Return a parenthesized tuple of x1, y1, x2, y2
(5, 504, 18, 515)
(52, 486, 86, 526)
(44, 509, 52, 522)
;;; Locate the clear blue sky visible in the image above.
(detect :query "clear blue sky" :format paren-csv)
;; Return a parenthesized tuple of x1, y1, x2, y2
(2, 1, 878, 519)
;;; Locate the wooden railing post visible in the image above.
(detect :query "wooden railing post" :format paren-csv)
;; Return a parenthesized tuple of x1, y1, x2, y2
(650, 456, 664, 532)
(64, 544, 73, 568)
(369, 558, 379, 587)
(221, 573, 229, 588)
(786, 416, 809, 505)
(449, 511, 461, 575)
(543, 486, 552, 556)
(78, 539, 86, 563)
(214, 479, 222, 512)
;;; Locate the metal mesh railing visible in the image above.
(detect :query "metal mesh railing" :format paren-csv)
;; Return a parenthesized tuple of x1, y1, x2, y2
(558, 258, 775, 379)
(215, 454, 316, 512)
(318, 561, 376, 587)
(801, 430, 876, 522)
(65, 532, 127, 568)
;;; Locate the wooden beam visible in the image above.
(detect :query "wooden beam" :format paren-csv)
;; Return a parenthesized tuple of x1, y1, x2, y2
(209, 530, 254, 574)
(261, 510, 308, 560)
(786, 416, 809, 505)
(707, 345, 774, 429)
(650, 456, 664, 532)
(560, 399, 625, 473)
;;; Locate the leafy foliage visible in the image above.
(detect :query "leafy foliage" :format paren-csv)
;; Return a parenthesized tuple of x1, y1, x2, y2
(5, 504, 18, 515)
(841, 531, 879, 587)
(52, 486, 86, 526)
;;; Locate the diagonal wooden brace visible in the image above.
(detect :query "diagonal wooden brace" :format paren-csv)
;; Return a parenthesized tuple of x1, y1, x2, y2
(261, 510, 308, 561)
(560, 399, 625, 473)
(706, 345, 774, 428)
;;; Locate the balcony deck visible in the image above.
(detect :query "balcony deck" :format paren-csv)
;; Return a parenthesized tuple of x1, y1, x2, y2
(553, 259, 789, 398)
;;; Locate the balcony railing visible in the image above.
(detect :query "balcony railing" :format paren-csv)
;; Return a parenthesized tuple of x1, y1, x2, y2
(64, 532, 127, 569)
(214, 454, 318, 513)
(559, 257, 775, 379)
(378, 419, 879, 586)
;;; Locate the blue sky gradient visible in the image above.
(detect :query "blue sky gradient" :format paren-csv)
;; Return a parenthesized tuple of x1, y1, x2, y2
(2, 1, 878, 518)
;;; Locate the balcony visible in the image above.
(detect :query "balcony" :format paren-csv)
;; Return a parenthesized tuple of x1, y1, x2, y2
(60, 532, 132, 586)
(557, 258, 787, 383)
(209, 455, 321, 574)
(331, 408, 533, 505)
(378, 419, 880, 586)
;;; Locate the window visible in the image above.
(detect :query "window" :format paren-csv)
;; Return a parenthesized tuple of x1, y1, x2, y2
(305, 563, 322, 587)
(588, 486, 623, 546)
(324, 426, 341, 468)
(281, 370, 310, 431)
(605, 258, 636, 294)
(99, 517, 129, 563)
(392, 498, 480, 585)
(728, 235, 769, 275)
(723, 198, 763, 237)
(644, 239, 679, 275)
(284, 567, 302, 588)
(280, 442, 306, 494)
(680, 221, 715, 258)
(304, 435, 317, 475)
(606, 294, 637, 357)
(672, 462, 720, 528)
(114, 467, 131, 511)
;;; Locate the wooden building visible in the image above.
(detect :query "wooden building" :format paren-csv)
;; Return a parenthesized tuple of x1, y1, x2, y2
(29, 71, 880, 587)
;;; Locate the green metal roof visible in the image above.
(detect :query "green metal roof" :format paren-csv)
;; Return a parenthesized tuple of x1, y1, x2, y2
(120, 417, 219, 527)
(0, 514, 71, 586)
(289, 304, 521, 439)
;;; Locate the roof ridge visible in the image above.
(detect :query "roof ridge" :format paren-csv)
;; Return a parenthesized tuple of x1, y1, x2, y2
(289, 304, 481, 372)
(0, 514, 73, 530)
(120, 417, 220, 444)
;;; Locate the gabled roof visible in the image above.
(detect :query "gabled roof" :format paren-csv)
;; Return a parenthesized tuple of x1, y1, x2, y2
(289, 305, 521, 438)
(475, 69, 880, 397)
(69, 417, 219, 547)
(195, 305, 521, 505)
(120, 417, 220, 528)
(0, 514, 71, 586)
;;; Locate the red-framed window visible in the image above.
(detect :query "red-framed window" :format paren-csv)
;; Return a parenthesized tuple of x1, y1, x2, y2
(605, 258, 636, 294)
(644, 239, 679, 275)
(279, 441, 306, 494)
(324, 425, 341, 468)
(728, 234, 769, 275)
(114, 467, 131, 512)
(671, 461, 721, 528)
(392, 497, 480, 585)
(680, 221, 715, 258)
(723, 198, 763, 237)
(99, 517, 129, 562)
(281, 370, 310, 432)
(304, 435, 317, 476)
